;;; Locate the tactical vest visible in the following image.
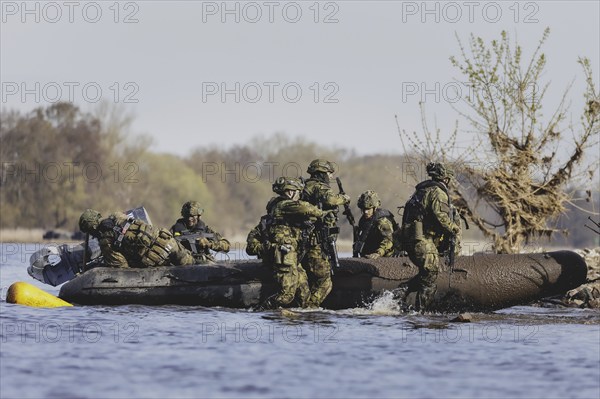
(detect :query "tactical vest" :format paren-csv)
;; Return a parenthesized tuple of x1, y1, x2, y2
(400, 180, 450, 244)
(376, 208, 400, 231)
(106, 217, 174, 267)
(355, 208, 398, 256)
(269, 199, 317, 258)
(171, 219, 207, 236)
(260, 196, 284, 239)
(302, 177, 339, 227)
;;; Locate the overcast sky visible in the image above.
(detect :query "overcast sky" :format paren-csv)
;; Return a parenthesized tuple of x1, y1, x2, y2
(1, 0, 598, 156)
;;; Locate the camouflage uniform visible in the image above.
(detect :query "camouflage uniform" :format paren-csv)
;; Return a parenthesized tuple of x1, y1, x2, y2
(302, 159, 350, 307)
(267, 177, 325, 308)
(354, 191, 396, 258)
(79, 209, 194, 268)
(171, 201, 230, 262)
(396, 163, 461, 310)
(246, 195, 284, 262)
(246, 223, 265, 259)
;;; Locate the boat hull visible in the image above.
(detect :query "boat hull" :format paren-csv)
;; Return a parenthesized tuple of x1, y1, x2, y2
(58, 251, 588, 311)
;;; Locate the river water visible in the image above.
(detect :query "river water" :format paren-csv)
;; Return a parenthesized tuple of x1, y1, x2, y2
(1, 243, 599, 399)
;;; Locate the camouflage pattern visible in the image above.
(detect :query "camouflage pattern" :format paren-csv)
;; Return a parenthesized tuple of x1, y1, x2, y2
(246, 196, 284, 261)
(399, 177, 461, 310)
(302, 167, 349, 307)
(409, 238, 440, 310)
(171, 219, 230, 253)
(302, 246, 333, 306)
(355, 210, 395, 258)
(426, 162, 454, 180)
(307, 159, 335, 175)
(181, 201, 203, 217)
(79, 209, 102, 233)
(272, 177, 287, 195)
(303, 177, 348, 229)
(81, 211, 194, 268)
(172, 200, 230, 262)
(245, 223, 264, 258)
(268, 195, 324, 307)
(357, 190, 381, 210)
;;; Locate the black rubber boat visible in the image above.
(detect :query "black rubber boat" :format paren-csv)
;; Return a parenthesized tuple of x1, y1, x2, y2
(57, 251, 587, 311)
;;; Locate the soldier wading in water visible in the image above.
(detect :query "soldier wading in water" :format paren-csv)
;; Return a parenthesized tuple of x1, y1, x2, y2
(302, 159, 351, 307)
(262, 177, 328, 309)
(395, 163, 461, 311)
(245, 178, 288, 264)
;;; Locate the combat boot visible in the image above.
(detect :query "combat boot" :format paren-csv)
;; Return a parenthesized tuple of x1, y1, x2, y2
(416, 285, 437, 312)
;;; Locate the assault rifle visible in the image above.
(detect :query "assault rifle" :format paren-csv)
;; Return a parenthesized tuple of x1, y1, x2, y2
(174, 231, 215, 255)
(318, 223, 340, 270)
(445, 206, 470, 271)
(336, 177, 359, 256)
(297, 221, 316, 263)
(352, 214, 377, 258)
(445, 206, 458, 274)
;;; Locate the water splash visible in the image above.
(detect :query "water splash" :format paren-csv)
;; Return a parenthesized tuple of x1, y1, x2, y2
(366, 290, 404, 314)
(332, 289, 407, 316)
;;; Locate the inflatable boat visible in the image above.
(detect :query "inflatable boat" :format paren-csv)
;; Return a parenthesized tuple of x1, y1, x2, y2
(54, 251, 587, 311)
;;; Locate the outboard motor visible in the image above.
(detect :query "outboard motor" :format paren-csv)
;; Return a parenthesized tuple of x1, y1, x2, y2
(28, 239, 102, 286)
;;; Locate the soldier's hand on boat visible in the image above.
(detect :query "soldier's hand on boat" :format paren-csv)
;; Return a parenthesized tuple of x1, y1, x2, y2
(365, 253, 380, 260)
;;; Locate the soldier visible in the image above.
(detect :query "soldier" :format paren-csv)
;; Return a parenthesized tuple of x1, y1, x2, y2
(246, 178, 287, 262)
(78, 209, 195, 268)
(171, 201, 230, 262)
(353, 190, 398, 259)
(302, 159, 350, 307)
(395, 162, 461, 311)
(263, 177, 327, 309)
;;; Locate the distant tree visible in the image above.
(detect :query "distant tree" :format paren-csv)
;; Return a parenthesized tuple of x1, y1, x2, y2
(401, 29, 600, 253)
(1, 103, 106, 228)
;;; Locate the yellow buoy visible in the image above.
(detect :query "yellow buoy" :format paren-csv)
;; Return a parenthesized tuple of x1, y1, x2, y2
(6, 282, 73, 308)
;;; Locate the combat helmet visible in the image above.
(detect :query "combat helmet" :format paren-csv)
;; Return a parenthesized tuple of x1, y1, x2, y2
(272, 177, 287, 194)
(426, 162, 454, 181)
(357, 190, 381, 210)
(181, 201, 203, 217)
(281, 176, 305, 192)
(307, 159, 335, 175)
(79, 209, 102, 233)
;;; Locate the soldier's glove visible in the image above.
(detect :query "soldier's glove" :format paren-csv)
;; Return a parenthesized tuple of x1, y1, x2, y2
(365, 253, 381, 260)
(256, 243, 264, 254)
(341, 194, 351, 204)
(196, 237, 213, 249)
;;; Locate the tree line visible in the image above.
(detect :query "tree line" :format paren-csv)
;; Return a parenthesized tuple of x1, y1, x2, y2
(1, 101, 598, 249)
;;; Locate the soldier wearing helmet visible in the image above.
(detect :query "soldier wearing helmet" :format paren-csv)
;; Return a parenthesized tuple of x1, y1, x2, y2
(246, 177, 288, 261)
(353, 190, 398, 259)
(394, 162, 461, 311)
(79, 209, 194, 268)
(171, 201, 230, 262)
(259, 177, 327, 309)
(301, 159, 350, 307)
